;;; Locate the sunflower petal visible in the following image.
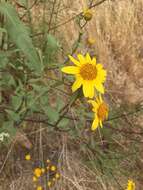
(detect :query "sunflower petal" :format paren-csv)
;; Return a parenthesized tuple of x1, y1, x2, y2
(96, 64, 107, 82)
(99, 94, 103, 103)
(94, 82, 105, 94)
(91, 57, 96, 65)
(83, 81, 94, 98)
(85, 53, 92, 63)
(77, 54, 86, 64)
(61, 66, 79, 74)
(99, 120, 103, 128)
(91, 116, 99, 131)
(72, 77, 82, 92)
(88, 100, 99, 111)
(68, 55, 81, 66)
(96, 64, 103, 70)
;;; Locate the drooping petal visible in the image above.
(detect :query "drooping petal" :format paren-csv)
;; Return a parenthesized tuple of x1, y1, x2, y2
(77, 54, 86, 64)
(94, 82, 105, 94)
(82, 81, 95, 98)
(99, 94, 103, 103)
(99, 120, 103, 128)
(106, 110, 109, 119)
(85, 53, 92, 63)
(61, 66, 79, 74)
(88, 100, 99, 111)
(91, 115, 99, 131)
(68, 55, 81, 66)
(72, 77, 83, 92)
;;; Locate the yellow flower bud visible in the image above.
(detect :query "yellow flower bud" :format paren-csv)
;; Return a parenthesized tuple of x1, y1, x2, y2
(41, 168, 45, 173)
(55, 173, 60, 179)
(83, 9, 92, 21)
(33, 176, 37, 182)
(46, 159, 51, 163)
(37, 186, 43, 190)
(47, 181, 52, 187)
(34, 168, 42, 178)
(25, 154, 31, 161)
(50, 165, 56, 172)
(52, 177, 56, 181)
(87, 37, 96, 46)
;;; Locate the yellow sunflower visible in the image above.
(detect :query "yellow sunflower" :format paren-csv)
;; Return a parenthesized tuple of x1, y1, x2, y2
(126, 180, 135, 190)
(88, 95, 108, 130)
(61, 53, 107, 98)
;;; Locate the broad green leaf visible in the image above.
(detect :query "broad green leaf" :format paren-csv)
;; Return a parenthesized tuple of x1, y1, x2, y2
(47, 34, 60, 51)
(44, 34, 60, 65)
(11, 95, 22, 111)
(58, 118, 69, 128)
(56, 98, 65, 112)
(5, 109, 20, 122)
(43, 106, 59, 122)
(0, 3, 42, 74)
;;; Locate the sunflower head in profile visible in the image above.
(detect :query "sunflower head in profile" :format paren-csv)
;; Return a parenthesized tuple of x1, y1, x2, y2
(126, 180, 135, 190)
(88, 95, 108, 131)
(61, 53, 107, 98)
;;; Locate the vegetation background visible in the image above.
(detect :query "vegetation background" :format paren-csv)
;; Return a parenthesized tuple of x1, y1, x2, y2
(0, 0, 143, 189)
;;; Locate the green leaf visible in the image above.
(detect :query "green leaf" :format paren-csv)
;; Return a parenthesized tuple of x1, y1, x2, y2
(47, 34, 60, 51)
(56, 98, 65, 112)
(17, 0, 27, 8)
(58, 118, 69, 128)
(0, 52, 9, 69)
(5, 109, 20, 122)
(43, 106, 59, 122)
(0, 2, 42, 74)
(11, 95, 22, 111)
(44, 34, 60, 65)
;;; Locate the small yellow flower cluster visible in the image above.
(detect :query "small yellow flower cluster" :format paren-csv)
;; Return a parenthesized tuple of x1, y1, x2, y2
(25, 155, 61, 189)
